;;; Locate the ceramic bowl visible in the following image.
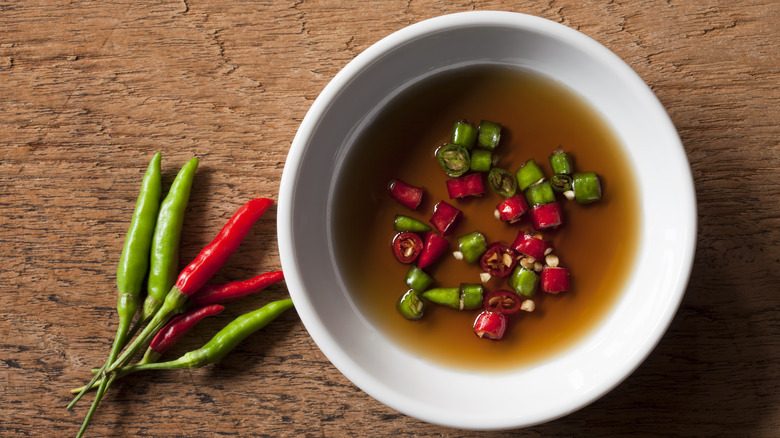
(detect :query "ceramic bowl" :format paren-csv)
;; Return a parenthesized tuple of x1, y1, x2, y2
(278, 11, 695, 430)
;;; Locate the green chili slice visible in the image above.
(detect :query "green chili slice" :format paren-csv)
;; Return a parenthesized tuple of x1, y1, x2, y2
(477, 120, 501, 150)
(405, 265, 433, 292)
(460, 283, 484, 310)
(436, 144, 470, 177)
(572, 171, 603, 204)
(524, 180, 556, 207)
(394, 215, 432, 232)
(549, 148, 573, 175)
(451, 121, 478, 149)
(509, 266, 538, 298)
(456, 230, 488, 264)
(515, 159, 545, 191)
(397, 290, 425, 320)
(422, 287, 460, 309)
(488, 167, 517, 197)
(470, 149, 492, 172)
(550, 174, 573, 192)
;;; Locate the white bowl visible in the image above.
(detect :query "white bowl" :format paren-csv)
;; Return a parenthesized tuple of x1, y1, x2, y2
(278, 11, 695, 430)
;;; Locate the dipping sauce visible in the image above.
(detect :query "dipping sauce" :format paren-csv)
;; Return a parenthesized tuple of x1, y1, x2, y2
(332, 65, 639, 371)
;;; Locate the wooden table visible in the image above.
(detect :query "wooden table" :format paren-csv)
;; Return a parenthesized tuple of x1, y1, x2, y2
(2, 1, 778, 436)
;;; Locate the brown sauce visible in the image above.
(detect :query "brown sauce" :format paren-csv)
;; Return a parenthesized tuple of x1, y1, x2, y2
(332, 65, 639, 371)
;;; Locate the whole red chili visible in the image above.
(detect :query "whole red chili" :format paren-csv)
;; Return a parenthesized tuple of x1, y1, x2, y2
(190, 271, 285, 306)
(175, 198, 274, 297)
(107, 198, 273, 374)
(392, 232, 423, 264)
(149, 304, 225, 355)
(479, 243, 517, 277)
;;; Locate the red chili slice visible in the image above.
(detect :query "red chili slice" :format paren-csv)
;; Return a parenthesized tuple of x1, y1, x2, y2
(417, 232, 449, 269)
(430, 201, 462, 236)
(482, 290, 522, 314)
(479, 243, 517, 277)
(473, 310, 507, 340)
(496, 194, 529, 223)
(530, 201, 563, 230)
(541, 266, 570, 293)
(391, 232, 423, 264)
(446, 173, 485, 199)
(511, 231, 550, 261)
(388, 179, 424, 210)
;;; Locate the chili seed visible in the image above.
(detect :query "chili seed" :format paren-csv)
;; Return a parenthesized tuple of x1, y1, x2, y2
(521, 300, 536, 312)
(545, 254, 559, 267)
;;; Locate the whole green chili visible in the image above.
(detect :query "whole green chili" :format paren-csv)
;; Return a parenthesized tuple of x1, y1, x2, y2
(141, 157, 199, 322)
(68, 152, 162, 411)
(121, 299, 293, 372)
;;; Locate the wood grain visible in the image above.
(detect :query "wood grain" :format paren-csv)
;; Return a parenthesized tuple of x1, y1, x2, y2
(1, 0, 778, 436)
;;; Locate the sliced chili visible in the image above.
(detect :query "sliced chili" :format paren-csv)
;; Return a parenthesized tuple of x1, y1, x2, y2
(397, 290, 425, 320)
(549, 147, 573, 175)
(483, 290, 522, 315)
(393, 214, 431, 232)
(477, 120, 501, 150)
(430, 201, 462, 236)
(572, 171, 602, 204)
(479, 243, 517, 278)
(392, 232, 423, 264)
(456, 230, 488, 264)
(496, 194, 529, 224)
(473, 310, 507, 340)
(388, 178, 424, 210)
(417, 232, 448, 269)
(422, 287, 460, 309)
(541, 266, 570, 293)
(436, 144, 470, 177)
(515, 158, 545, 191)
(488, 167, 517, 197)
(451, 121, 478, 149)
(511, 232, 550, 260)
(446, 173, 485, 199)
(524, 180, 556, 207)
(530, 201, 563, 230)
(470, 149, 492, 172)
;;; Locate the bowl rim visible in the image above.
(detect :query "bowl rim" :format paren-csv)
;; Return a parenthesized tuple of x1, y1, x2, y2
(278, 10, 696, 430)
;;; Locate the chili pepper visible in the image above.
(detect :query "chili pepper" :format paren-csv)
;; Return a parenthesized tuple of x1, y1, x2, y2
(430, 201, 461, 236)
(393, 214, 431, 232)
(405, 265, 433, 292)
(511, 232, 550, 261)
(572, 171, 602, 204)
(106, 198, 273, 374)
(524, 180, 556, 207)
(477, 120, 501, 150)
(141, 156, 199, 323)
(530, 201, 563, 230)
(417, 232, 448, 269)
(496, 194, 528, 223)
(550, 174, 573, 192)
(455, 230, 488, 264)
(515, 158, 545, 191)
(470, 148, 493, 172)
(479, 243, 517, 278)
(483, 290, 522, 315)
(397, 290, 425, 320)
(392, 232, 423, 264)
(422, 287, 460, 309)
(451, 121, 478, 149)
(109, 299, 294, 375)
(68, 153, 162, 412)
(541, 266, 570, 293)
(70, 304, 226, 396)
(388, 178, 424, 210)
(147, 304, 225, 359)
(488, 167, 517, 197)
(190, 271, 285, 306)
(436, 144, 470, 177)
(473, 310, 507, 340)
(446, 173, 485, 199)
(460, 283, 484, 310)
(508, 265, 538, 298)
(549, 147, 573, 175)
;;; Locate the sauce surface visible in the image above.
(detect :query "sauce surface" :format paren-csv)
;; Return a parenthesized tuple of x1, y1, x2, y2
(333, 65, 639, 371)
